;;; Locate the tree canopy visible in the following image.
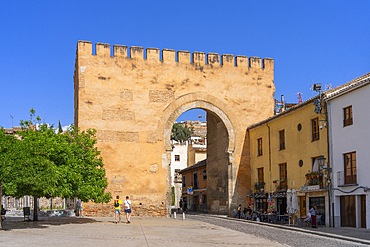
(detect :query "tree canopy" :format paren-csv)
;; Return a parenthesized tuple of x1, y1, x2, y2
(171, 122, 194, 143)
(0, 109, 111, 217)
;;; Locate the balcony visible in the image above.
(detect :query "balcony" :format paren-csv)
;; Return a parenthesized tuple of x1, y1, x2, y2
(337, 170, 357, 186)
(254, 182, 265, 192)
(273, 179, 287, 191)
(305, 171, 323, 186)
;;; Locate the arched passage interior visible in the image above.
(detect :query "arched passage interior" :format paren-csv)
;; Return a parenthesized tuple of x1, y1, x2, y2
(163, 101, 235, 214)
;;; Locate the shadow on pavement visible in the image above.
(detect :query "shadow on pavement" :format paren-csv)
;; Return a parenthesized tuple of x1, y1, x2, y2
(0, 217, 97, 231)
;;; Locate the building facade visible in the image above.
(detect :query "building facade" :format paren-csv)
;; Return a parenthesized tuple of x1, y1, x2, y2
(248, 97, 330, 225)
(326, 73, 370, 228)
(179, 159, 207, 212)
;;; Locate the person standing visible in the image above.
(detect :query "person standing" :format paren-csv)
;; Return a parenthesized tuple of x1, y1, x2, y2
(124, 196, 132, 223)
(309, 205, 317, 228)
(114, 195, 122, 224)
(76, 199, 83, 217)
(237, 204, 242, 219)
(179, 199, 183, 212)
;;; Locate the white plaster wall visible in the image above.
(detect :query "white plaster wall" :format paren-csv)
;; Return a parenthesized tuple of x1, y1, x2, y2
(170, 142, 188, 186)
(327, 83, 370, 228)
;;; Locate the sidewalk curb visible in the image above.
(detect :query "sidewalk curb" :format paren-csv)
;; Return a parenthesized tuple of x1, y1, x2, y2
(201, 215, 370, 246)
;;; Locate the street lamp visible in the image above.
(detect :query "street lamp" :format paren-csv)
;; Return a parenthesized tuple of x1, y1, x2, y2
(317, 156, 333, 227)
(317, 156, 327, 170)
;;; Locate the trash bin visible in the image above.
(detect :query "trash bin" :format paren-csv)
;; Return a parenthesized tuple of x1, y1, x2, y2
(23, 207, 31, 221)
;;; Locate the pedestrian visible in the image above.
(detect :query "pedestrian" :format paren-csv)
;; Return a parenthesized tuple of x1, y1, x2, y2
(179, 199, 183, 212)
(76, 199, 83, 217)
(123, 196, 132, 223)
(114, 195, 122, 224)
(237, 204, 242, 219)
(1, 205, 6, 221)
(309, 205, 317, 228)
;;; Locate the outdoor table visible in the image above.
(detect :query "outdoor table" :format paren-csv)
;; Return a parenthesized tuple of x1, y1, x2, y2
(277, 214, 289, 223)
(260, 213, 277, 223)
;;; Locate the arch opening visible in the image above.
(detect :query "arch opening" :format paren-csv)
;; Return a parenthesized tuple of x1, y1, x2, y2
(164, 102, 234, 215)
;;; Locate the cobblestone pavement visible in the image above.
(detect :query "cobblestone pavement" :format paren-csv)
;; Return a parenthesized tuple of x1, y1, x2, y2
(0, 216, 285, 247)
(1, 215, 370, 247)
(190, 214, 370, 247)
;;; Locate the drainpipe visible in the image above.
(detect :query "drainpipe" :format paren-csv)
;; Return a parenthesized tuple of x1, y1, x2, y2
(325, 100, 333, 227)
(267, 123, 272, 193)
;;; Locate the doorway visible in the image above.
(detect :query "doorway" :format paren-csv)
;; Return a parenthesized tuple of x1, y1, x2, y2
(340, 195, 356, 227)
(361, 195, 366, 228)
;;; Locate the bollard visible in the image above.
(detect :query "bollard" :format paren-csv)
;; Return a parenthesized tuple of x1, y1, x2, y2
(174, 212, 176, 219)
(182, 212, 185, 220)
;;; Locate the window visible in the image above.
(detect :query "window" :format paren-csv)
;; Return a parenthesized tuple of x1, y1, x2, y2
(255, 167, 265, 191)
(257, 138, 263, 156)
(182, 176, 186, 187)
(279, 130, 285, 150)
(344, 151, 357, 185)
(312, 156, 323, 173)
(343, 106, 353, 127)
(202, 170, 207, 180)
(257, 168, 264, 183)
(279, 163, 287, 190)
(193, 172, 198, 189)
(311, 117, 320, 141)
(175, 155, 180, 161)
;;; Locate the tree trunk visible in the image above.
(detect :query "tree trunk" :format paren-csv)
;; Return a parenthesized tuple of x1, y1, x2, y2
(33, 196, 38, 221)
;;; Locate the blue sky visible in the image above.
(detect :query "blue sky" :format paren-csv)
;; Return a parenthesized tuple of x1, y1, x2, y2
(1, 1, 369, 127)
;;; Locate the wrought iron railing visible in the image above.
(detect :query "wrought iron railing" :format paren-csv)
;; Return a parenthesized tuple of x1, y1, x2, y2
(337, 170, 357, 186)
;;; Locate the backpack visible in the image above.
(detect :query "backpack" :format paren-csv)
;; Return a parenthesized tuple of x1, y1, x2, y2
(114, 201, 119, 207)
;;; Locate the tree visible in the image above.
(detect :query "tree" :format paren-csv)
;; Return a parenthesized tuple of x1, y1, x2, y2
(0, 128, 18, 228)
(58, 120, 63, 134)
(58, 125, 111, 203)
(0, 109, 111, 221)
(171, 123, 194, 143)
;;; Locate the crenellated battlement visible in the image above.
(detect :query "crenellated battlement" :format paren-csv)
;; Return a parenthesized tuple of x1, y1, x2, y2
(77, 41, 273, 70)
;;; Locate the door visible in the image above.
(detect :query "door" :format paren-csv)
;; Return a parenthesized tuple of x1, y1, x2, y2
(340, 195, 356, 227)
(361, 195, 366, 228)
(277, 198, 287, 215)
(299, 196, 306, 217)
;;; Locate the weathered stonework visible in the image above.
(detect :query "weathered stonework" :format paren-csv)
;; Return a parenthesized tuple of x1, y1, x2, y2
(102, 108, 135, 121)
(97, 131, 139, 142)
(74, 41, 275, 217)
(149, 90, 174, 102)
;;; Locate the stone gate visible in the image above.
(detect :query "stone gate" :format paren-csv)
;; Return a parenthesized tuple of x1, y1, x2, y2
(74, 41, 275, 216)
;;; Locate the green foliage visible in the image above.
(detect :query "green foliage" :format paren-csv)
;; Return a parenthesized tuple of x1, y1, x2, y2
(171, 123, 194, 143)
(0, 109, 111, 204)
(58, 121, 63, 134)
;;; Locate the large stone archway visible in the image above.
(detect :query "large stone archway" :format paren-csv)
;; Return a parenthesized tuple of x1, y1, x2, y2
(161, 95, 235, 214)
(74, 41, 275, 216)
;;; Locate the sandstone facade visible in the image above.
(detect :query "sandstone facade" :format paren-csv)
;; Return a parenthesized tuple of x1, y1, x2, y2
(74, 41, 275, 216)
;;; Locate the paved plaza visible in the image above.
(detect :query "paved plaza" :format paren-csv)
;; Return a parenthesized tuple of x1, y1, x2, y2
(0, 216, 285, 247)
(1, 215, 370, 247)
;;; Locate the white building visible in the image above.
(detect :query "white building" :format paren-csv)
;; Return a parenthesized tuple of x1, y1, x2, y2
(170, 141, 189, 187)
(326, 73, 370, 228)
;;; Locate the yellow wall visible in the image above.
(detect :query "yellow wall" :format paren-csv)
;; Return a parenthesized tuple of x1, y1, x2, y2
(249, 100, 328, 194)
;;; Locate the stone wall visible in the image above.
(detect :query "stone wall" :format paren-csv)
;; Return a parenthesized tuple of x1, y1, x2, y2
(74, 41, 275, 216)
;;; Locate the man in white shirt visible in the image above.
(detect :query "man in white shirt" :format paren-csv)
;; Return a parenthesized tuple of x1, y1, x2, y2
(123, 196, 132, 223)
